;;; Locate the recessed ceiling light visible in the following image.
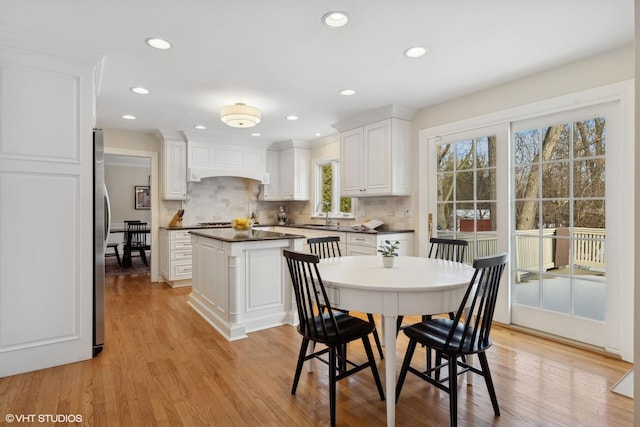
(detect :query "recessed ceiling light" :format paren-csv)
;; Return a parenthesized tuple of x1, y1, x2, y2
(339, 89, 356, 96)
(122, 114, 136, 120)
(130, 87, 149, 95)
(145, 38, 171, 50)
(251, 132, 261, 137)
(194, 125, 207, 130)
(404, 46, 428, 58)
(322, 11, 349, 28)
(286, 115, 299, 121)
(315, 133, 322, 137)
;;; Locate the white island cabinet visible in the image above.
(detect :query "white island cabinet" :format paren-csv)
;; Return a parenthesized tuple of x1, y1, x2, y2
(188, 229, 304, 341)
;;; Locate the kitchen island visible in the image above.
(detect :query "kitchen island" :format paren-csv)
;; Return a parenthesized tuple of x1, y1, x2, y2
(188, 229, 305, 341)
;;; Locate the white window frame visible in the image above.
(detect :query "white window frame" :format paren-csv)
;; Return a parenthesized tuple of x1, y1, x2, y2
(313, 158, 354, 218)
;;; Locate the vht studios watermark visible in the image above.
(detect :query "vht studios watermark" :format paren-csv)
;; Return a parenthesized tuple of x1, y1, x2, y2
(5, 413, 83, 423)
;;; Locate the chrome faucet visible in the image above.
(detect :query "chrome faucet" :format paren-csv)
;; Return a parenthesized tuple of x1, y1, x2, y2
(316, 201, 330, 227)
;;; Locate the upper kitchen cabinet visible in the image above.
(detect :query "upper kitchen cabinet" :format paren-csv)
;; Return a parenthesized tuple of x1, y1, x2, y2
(334, 105, 414, 197)
(278, 147, 310, 200)
(260, 150, 279, 200)
(158, 132, 188, 200)
(260, 140, 310, 201)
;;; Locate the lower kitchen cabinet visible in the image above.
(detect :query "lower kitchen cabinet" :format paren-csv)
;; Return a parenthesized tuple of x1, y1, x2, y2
(272, 226, 413, 257)
(346, 232, 414, 256)
(159, 229, 193, 287)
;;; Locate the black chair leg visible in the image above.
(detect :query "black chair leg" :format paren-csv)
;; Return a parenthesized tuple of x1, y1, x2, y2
(329, 346, 337, 427)
(114, 246, 121, 266)
(123, 248, 129, 267)
(139, 248, 148, 266)
(366, 313, 384, 359)
(448, 354, 458, 427)
(291, 338, 308, 395)
(478, 352, 500, 416)
(395, 339, 417, 402)
(361, 336, 385, 400)
(338, 343, 347, 373)
(396, 315, 404, 336)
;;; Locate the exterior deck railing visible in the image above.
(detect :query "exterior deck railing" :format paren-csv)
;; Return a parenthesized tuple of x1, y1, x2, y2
(435, 227, 605, 273)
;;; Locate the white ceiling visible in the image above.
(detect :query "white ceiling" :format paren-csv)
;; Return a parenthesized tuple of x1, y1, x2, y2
(1, 1, 633, 144)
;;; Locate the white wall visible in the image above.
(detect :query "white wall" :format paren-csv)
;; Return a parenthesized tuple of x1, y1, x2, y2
(413, 43, 633, 130)
(105, 160, 151, 226)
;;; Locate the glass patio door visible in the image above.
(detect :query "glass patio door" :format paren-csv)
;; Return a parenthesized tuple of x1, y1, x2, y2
(428, 126, 508, 260)
(511, 103, 618, 348)
(427, 125, 510, 322)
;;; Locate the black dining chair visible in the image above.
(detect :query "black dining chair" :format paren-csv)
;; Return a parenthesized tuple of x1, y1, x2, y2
(307, 236, 385, 360)
(105, 242, 121, 266)
(122, 219, 141, 251)
(395, 253, 508, 427)
(283, 249, 385, 427)
(123, 222, 149, 267)
(396, 237, 469, 331)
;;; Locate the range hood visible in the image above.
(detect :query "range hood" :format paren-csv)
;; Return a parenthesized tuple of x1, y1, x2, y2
(188, 167, 269, 183)
(184, 133, 270, 183)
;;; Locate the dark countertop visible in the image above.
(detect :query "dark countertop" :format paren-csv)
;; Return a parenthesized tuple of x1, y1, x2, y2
(162, 223, 414, 235)
(160, 224, 232, 231)
(189, 228, 305, 242)
(256, 223, 415, 235)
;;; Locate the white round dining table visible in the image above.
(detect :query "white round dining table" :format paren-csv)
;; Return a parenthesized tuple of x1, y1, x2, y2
(316, 255, 476, 427)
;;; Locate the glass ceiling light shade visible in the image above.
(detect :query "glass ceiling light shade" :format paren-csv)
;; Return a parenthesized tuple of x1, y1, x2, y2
(220, 103, 261, 128)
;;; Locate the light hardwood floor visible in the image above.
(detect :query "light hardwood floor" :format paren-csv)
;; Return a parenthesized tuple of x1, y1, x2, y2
(0, 273, 633, 426)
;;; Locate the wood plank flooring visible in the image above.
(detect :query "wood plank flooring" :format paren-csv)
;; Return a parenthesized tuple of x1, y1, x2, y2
(0, 273, 632, 426)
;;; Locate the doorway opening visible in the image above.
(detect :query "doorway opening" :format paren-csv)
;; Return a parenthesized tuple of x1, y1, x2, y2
(104, 147, 159, 282)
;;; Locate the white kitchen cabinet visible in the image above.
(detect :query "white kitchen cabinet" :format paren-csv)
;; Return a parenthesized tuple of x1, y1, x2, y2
(281, 227, 347, 254)
(260, 150, 279, 200)
(189, 231, 302, 341)
(340, 118, 411, 197)
(260, 146, 309, 201)
(0, 31, 103, 376)
(345, 232, 414, 257)
(159, 229, 193, 287)
(277, 147, 310, 200)
(161, 139, 187, 200)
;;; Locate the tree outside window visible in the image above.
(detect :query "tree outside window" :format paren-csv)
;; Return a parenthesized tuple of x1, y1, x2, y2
(317, 160, 352, 215)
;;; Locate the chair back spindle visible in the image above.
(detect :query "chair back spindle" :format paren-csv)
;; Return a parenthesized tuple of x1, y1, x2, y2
(307, 236, 342, 259)
(429, 237, 468, 263)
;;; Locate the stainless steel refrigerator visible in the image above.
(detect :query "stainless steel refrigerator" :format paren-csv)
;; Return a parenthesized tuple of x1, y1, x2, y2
(93, 129, 109, 356)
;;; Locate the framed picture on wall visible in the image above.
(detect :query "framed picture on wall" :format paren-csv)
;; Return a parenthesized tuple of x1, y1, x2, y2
(134, 186, 150, 210)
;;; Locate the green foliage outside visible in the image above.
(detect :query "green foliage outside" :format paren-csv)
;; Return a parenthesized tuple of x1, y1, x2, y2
(321, 163, 352, 214)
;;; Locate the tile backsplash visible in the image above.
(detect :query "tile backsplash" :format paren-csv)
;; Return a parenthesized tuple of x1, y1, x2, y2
(161, 176, 416, 231)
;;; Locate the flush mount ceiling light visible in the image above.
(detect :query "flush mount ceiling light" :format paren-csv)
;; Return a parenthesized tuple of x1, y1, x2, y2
(322, 11, 349, 28)
(194, 125, 207, 130)
(404, 46, 428, 58)
(286, 115, 299, 121)
(145, 38, 171, 50)
(122, 114, 136, 120)
(339, 89, 356, 96)
(220, 103, 261, 128)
